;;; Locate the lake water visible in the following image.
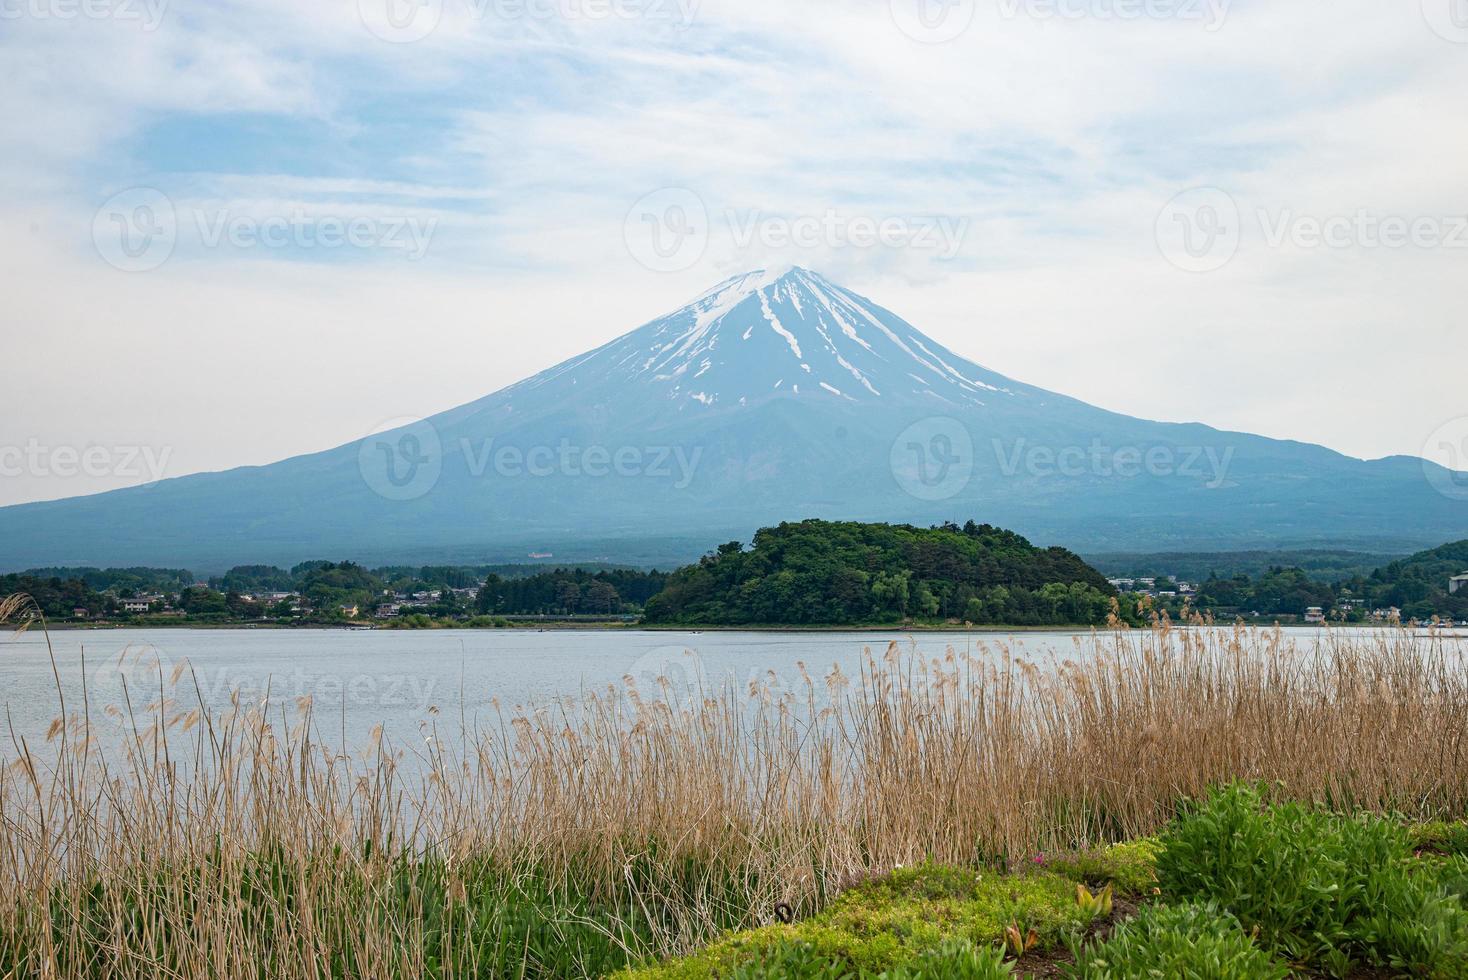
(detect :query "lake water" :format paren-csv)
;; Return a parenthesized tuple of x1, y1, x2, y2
(0, 627, 1091, 753)
(1, 626, 1459, 760)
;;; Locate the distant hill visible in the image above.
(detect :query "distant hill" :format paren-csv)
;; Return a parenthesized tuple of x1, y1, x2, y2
(1362, 540, 1468, 620)
(1, 267, 1465, 571)
(20, 566, 197, 594)
(1085, 550, 1406, 584)
(642, 519, 1115, 626)
(1168, 538, 1468, 621)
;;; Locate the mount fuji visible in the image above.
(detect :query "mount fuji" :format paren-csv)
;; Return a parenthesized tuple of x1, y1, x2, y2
(2, 267, 1462, 572)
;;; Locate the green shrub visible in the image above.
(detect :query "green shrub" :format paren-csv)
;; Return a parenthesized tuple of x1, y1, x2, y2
(725, 941, 861, 979)
(1411, 821, 1468, 858)
(884, 940, 1016, 979)
(1431, 855, 1468, 904)
(1156, 784, 1468, 978)
(1047, 840, 1160, 897)
(1064, 902, 1288, 979)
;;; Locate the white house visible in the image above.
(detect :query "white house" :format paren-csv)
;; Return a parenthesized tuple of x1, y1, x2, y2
(1450, 573, 1468, 595)
(1304, 606, 1326, 624)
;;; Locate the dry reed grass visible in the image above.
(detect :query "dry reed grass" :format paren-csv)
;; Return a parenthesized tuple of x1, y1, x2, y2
(2, 599, 1466, 978)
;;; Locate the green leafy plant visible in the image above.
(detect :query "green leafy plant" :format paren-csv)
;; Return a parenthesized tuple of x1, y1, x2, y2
(1156, 783, 1468, 977)
(1064, 901, 1288, 979)
(885, 940, 1016, 979)
(1073, 883, 1114, 919)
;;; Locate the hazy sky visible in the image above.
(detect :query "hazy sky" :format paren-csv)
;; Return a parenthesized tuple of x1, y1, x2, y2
(2, 0, 1466, 507)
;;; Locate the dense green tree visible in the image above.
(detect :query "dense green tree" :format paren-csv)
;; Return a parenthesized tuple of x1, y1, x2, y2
(643, 520, 1116, 627)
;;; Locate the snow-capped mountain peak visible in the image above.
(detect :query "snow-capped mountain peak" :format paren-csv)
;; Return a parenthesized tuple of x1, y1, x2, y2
(512, 267, 1016, 412)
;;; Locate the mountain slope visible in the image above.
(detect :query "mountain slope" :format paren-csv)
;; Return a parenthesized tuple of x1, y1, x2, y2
(1, 267, 1463, 571)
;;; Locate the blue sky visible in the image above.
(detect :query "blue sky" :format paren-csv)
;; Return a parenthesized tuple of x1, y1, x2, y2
(2, 0, 1466, 504)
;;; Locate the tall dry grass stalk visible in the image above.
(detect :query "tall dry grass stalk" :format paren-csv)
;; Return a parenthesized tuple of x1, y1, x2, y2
(2, 608, 1466, 978)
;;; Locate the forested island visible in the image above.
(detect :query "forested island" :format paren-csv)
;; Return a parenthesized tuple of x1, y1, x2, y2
(642, 520, 1115, 626)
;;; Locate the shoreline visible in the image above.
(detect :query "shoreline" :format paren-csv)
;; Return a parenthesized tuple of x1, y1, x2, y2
(20, 621, 1450, 636)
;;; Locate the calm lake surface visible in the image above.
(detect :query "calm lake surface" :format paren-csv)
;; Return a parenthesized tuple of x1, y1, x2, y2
(1, 626, 1458, 760)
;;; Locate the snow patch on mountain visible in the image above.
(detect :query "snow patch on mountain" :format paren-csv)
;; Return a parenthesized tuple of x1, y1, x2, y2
(499, 267, 1021, 413)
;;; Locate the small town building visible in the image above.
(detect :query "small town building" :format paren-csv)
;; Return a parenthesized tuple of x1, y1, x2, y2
(1304, 606, 1326, 624)
(1450, 573, 1468, 595)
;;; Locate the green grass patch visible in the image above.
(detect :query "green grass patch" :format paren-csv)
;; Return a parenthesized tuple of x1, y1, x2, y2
(8, 848, 766, 980)
(1411, 820, 1468, 858)
(1045, 839, 1161, 898)
(618, 865, 1100, 979)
